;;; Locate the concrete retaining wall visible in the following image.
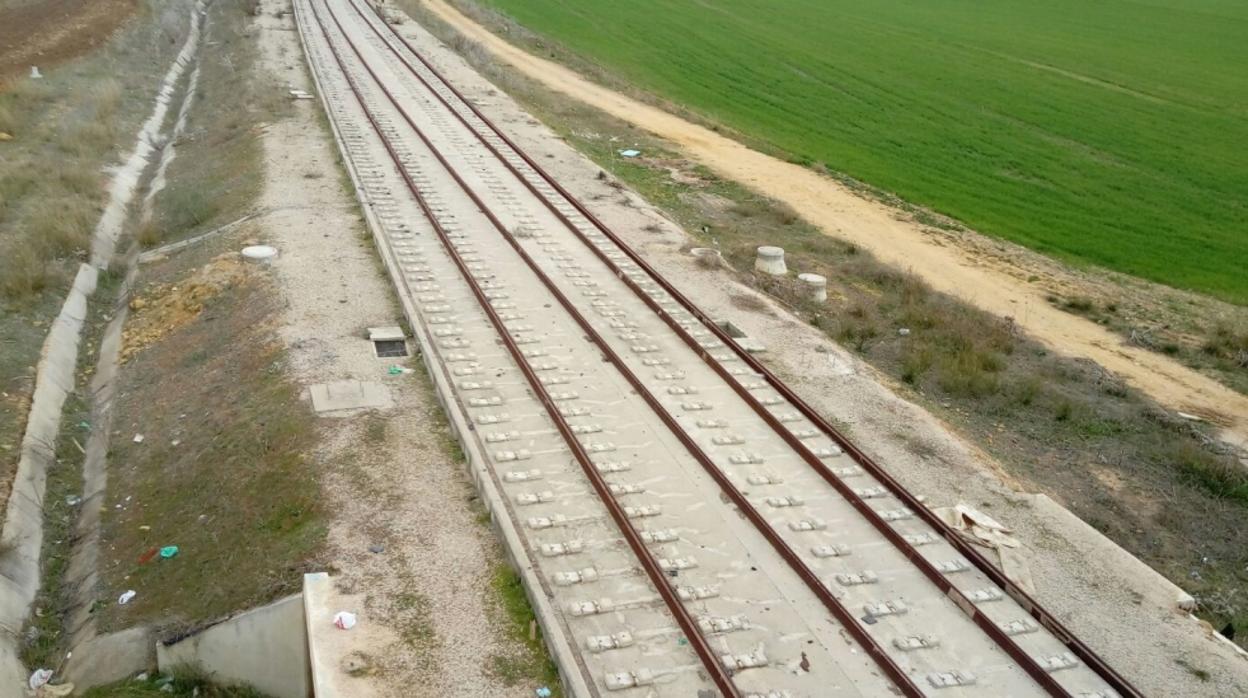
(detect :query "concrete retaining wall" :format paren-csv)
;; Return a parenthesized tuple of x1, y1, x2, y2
(158, 594, 310, 698)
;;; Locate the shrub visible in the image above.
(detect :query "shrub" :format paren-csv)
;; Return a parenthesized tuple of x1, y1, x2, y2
(1169, 442, 1248, 504)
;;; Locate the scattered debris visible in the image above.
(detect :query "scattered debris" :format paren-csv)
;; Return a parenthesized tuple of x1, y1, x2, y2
(133, 433, 145, 444)
(368, 544, 384, 554)
(387, 365, 413, 375)
(122, 254, 252, 361)
(118, 590, 137, 605)
(1177, 412, 1203, 422)
(933, 504, 1033, 593)
(288, 88, 315, 100)
(0, 132, 12, 141)
(618, 148, 641, 158)
(28, 668, 53, 689)
(898, 328, 911, 336)
(138, 547, 159, 564)
(333, 611, 357, 630)
(535, 687, 553, 698)
(65, 495, 81, 507)
(30, 65, 43, 79)
(160, 545, 180, 559)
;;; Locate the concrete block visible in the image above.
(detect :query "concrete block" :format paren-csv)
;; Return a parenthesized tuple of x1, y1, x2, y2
(754, 245, 787, 275)
(798, 273, 827, 302)
(63, 626, 154, 692)
(367, 326, 405, 342)
(303, 572, 382, 698)
(158, 594, 309, 698)
(309, 380, 392, 413)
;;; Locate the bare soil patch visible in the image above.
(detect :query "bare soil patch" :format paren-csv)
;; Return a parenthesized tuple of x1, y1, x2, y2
(0, 0, 137, 86)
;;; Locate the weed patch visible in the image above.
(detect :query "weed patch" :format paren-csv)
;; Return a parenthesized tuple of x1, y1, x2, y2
(83, 664, 271, 697)
(485, 564, 561, 695)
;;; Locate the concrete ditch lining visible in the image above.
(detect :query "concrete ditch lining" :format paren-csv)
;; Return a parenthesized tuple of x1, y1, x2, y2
(0, 264, 98, 688)
(0, 2, 208, 689)
(291, 10, 594, 695)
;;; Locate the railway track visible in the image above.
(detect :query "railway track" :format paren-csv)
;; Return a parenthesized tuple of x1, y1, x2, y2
(293, 0, 1140, 695)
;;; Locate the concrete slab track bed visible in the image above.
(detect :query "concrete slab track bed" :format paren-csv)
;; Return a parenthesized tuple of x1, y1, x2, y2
(293, 0, 1140, 694)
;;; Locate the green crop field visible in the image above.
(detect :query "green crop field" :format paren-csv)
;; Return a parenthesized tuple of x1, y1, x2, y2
(474, 0, 1248, 303)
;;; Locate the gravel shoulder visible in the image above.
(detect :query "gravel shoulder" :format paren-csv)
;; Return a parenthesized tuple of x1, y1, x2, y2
(252, 2, 538, 693)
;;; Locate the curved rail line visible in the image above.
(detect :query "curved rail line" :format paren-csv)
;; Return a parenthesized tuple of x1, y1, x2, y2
(301, 1, 741, 694)
(346, 3, 1142, 696)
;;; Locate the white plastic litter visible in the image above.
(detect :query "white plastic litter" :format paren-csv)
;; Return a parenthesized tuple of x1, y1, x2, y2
(30, 66, 43, 79)
(133, 433, 145, 443)
(119, 590, 137, 605)
(29, 668, 53, 689)
(933, 504, 1034, 593)
(333, 611, 357, 630)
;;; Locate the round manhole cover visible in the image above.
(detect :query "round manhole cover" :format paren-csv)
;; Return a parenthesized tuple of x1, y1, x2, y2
(241, 245, 278, 262)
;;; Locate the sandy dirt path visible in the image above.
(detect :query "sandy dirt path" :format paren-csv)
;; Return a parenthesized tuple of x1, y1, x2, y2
(421, 0, 1248, 448)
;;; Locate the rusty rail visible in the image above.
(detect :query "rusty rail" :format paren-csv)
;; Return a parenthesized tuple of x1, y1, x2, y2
(349, 2, 1144, 696)
(319, 0, 931, 693)
(300, 1, 740, 694)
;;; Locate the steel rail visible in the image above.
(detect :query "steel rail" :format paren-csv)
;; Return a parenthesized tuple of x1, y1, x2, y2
(354, 4, 1142, 695)
(299, 2, 741, 694)
(320, 1, 927, 694)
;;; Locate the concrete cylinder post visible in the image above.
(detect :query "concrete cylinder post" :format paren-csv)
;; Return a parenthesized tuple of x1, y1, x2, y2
(798, 273, 827, 302)
(754, 246, 787, 276)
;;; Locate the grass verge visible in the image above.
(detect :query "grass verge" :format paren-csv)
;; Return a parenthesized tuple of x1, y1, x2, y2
(458, 0, 1248, 303)
(484, 563, 561, 695)
(82, 664, 270, 697)
(93, 0, 321, 637)
(393, 0, 1248, 645)
(137, 0, 289, 250)
(0, 0, 194, 552)
(97, 267, 323, 636)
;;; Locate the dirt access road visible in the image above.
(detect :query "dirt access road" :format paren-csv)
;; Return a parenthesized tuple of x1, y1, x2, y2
(0, 0, 137, 86)
(420, 0, 1248, 450)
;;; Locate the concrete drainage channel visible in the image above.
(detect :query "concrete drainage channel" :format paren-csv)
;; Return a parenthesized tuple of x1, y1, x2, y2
(0, 0, 208, 690)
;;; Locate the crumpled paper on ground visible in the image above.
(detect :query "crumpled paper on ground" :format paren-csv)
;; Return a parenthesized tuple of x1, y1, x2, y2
(933, 504, 1035, 594)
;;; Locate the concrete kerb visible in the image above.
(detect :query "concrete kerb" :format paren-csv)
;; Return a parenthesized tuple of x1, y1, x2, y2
(0, 264, 98, 689)
(292, 15, 591, 696)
